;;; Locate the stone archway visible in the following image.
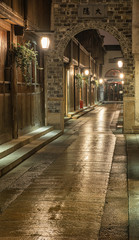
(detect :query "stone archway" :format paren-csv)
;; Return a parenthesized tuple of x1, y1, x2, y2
(46, 18, 134, 133)
(56, 21, 131, 59)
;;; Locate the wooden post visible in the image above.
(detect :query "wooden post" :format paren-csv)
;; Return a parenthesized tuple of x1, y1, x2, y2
(11, 55, 18, 139)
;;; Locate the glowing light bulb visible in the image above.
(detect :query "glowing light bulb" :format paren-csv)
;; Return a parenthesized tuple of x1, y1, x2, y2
(41, 37, 50, 49)
(85, 69, 89, 76)
(118, 60, 123, 68)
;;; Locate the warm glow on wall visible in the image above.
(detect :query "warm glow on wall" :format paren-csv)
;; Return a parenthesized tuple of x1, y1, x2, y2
(70, 68, 74, 76)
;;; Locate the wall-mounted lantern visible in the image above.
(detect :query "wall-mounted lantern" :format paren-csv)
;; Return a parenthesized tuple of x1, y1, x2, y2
(117, 60, 123, 68)
(41, 37, 50, 49)
(99, 78, 103, 84)
(84, 69, 89, 76)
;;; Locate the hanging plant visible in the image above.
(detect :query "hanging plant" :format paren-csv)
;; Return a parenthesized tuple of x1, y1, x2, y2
(83, 75, 89, 85)
(75, 73, 89, 89)
(75, 73, 83, 89)
(12, 41, 38, 83)
(91, 79, 98, 86)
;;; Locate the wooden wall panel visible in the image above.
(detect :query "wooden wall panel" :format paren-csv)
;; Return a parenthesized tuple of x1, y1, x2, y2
(31, 93, 36, 126)
(0, 93, 12, 143)
(27, 0, 38, 27)
(21, 94, 26, 129)
(83, 82, 87, 107)
(2, 0, 24, 17)
(0, 29, 12, 143)
(17, 93, 22, 130)
(73, 42, 78, 63)
(91, 85, 94, 105)
(27, 0, 51, 30)
(0, 30, 7, 81)
(17, 89, 44, 136)
(26, 93, 31, 126)
(80, 49, 89, 67)
(0, 94, 4, 132)
(37, 0, 51, 30)
(4, 93, 12, 131)
(0, 1, 47, 142)
(12, 0, 24, 17)
(1, 0, 12, 7)
(69, 74, 74, 112)
(75, 87, 80, 111)
(87, 85, 90, 106)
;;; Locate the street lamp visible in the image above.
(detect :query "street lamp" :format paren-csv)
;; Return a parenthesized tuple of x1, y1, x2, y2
(122, 80, 124, 84)
(120, 73, 124, 79)
(99, 78, 103, 84)
(117, 60, 123, 68)
(84, 69, 89, 76)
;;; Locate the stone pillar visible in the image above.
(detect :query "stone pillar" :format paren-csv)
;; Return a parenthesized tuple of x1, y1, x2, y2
(44, 52, 64, 132)
(123, 97, 135, 133)
(47, 99, 64, 131)
(132, 0, 139, 130)
(135, 54, 139, 125)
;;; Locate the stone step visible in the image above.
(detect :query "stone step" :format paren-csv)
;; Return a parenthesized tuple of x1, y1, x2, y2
(0, 126, 54, 159)
(132, 125, 139, 133)
(67, 106, 93, 118)
(66, 104, 101, 120)
(72, 107, 94, 119)
(0, 130, 62, 178)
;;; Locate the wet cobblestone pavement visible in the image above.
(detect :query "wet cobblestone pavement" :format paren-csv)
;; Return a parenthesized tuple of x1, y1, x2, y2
(0, 104, 128, 239)
(99, 134, 128, 240)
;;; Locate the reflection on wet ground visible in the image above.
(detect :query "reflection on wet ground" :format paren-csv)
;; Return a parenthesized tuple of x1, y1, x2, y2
(0, 104, 123, 239)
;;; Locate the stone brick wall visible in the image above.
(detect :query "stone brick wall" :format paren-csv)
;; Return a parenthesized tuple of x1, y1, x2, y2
(46, 0, 133, 131)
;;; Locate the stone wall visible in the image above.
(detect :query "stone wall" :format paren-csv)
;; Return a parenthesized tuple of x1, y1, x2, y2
(46, 0, 134, 132)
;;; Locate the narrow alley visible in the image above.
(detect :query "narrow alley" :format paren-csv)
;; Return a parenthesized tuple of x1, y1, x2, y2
(0, 104, 128, 240)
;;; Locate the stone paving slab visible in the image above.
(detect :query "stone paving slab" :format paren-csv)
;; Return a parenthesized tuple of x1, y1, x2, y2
(0, 104, 125, 240)
(126, 134, 139, 240)
(98, 134, 128, 240)
(0, 130, 62, 178)
(0, 126, 54, 159)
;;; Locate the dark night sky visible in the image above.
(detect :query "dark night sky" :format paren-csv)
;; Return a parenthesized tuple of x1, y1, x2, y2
(99, 29, 119, 45)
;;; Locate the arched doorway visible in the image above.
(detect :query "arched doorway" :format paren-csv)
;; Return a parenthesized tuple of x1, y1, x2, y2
(104, 69, 124, 101)
(63, 29, 106, 115)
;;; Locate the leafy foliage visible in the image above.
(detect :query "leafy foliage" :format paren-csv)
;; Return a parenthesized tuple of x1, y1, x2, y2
(83, 75, 89, 85)
(75, 73, 89, 89)
(12, 41, 38, 83)
(91, 79, 98, 87)
(75, 73, 83, 89)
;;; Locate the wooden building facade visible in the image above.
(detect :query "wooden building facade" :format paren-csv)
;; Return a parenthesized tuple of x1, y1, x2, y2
(0, 0, 51, 144)
(64, 32, 105, 116)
